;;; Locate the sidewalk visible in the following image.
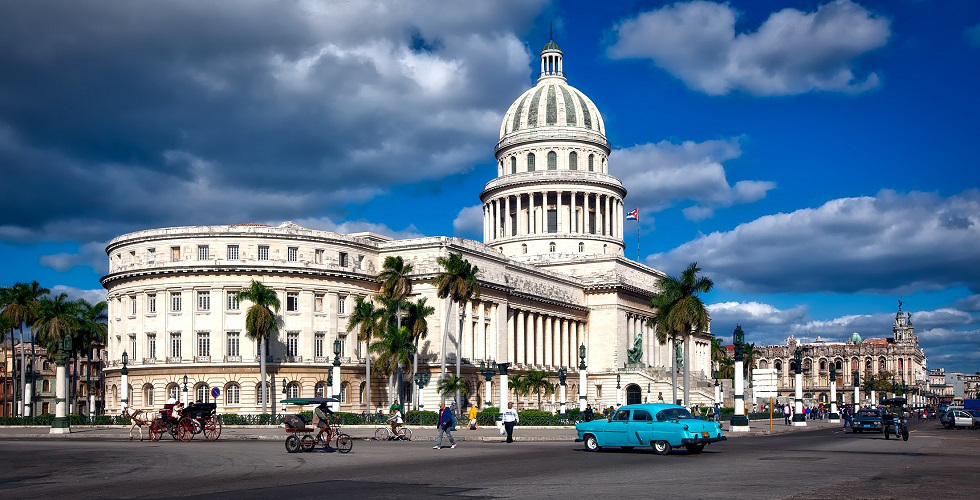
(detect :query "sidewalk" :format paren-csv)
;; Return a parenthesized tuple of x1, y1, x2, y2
(0, 419, 840, 442)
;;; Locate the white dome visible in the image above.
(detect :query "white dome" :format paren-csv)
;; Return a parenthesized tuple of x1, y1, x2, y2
(499, 80, 605, 140)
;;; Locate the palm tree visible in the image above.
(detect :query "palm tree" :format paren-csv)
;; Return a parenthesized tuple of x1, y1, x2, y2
(76, 300, 108, 415)
(34, 294, 80, 354)
(650, 296, 679, 405)
(369, 323, 417, 415)
(404, 297, 434, 409)
(436, 375, 469, 404)
(524, 370, 555, 410)
(0, 306, 12, 415)
(710, 337, 726, 375)
(508, 373, 530, 410)
(348, 296, 382, 414)
(0, 286, 16, 415)
(742, 343, 762, 383)
(649, 262, 713, 407)
(1, 281, 49, 416)
(718, 356, 735, 380)
(236, 280, 281, 415)
(432, 252, 480, 409)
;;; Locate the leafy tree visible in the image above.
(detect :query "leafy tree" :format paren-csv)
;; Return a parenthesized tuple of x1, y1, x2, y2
(718, 356, 735, 380)
(75, 299, 108, 414)
(710, 337, 726, 374)
(742, 343, 762, 383)
(369, 323, 417, 412)
(236, 280, 281, 414)
(436, 375, 469, 404)
(377, 256, 415, 412)
(508, 373, 530, 409)
(403, 297, 434, 409)
(34, 293, 80, 353)
(347, 296, 382, 413)
(2, 281, 49, 415)
(433, 252, 480, 407)
(524, 370, 555, 410)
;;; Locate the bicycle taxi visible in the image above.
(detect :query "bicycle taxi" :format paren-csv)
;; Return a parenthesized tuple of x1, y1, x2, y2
(280, 397, 353, 453)
(881, 397, 910, 441)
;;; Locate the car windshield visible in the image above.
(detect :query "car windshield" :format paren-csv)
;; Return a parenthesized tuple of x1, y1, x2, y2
(856, 410, 881, 418)
(611, 409, 630, 421)
(656, 408, 694, 421)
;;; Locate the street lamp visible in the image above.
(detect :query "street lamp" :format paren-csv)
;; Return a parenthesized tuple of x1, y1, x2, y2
(616, 373, 622, 407)
(120, 351, 129, 410)
(182, 374, 189, 406)
(479, 360, 497, 409)
(331, 338, 342, 411)
(49, 335, 72, 434)
(414, 371, 430, 410)
(828, 363, 840, 422)
(791, 345, 807, 427)
(557, 366, 568, 415)
(731, 325, 750, 431)
(853, 370, 860, 408)
(578, 343, 587, 411)
(282, 378, 288, 416)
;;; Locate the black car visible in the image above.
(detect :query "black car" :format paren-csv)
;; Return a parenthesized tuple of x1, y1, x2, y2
(852, 408, 884, 433)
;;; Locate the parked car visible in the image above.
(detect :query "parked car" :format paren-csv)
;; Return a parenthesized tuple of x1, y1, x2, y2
(575, 403, 726, 455)
(852, 408, 884, 433)
(942, 409, 978, 429)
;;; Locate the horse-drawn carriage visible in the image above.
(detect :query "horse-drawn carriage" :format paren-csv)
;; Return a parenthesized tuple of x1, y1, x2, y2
(147, 402, 222, 442)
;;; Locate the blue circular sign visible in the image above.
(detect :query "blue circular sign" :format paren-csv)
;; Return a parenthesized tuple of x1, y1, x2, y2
(211, 387, 220, 398)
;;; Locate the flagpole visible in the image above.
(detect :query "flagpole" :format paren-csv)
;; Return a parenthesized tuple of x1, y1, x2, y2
(636, 222, 640, 261)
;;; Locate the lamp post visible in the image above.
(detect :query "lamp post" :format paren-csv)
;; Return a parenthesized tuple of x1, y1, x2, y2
(120, 351, 129, 410)
(853, 370, 860, 409)
(616, 373, 622, 407)
(50, 335, 72, 434)
(497, 362, 510, 412)
(414, 371, 430, 411)
(869, 376, 877, 407)
(713, 371, 721, 407)
(730, 325, 750, 431)
(332, 339, 342, 412)
(578, 344, 587, 411)
(282, 378, 289, 418)
(479, 360, 497, 409)
(182, 374, 189, 406)
(558, 367, 568, 415)
(23, 364, 33, 417)
(791, 346, 807, 427)
(828, 363, 840, 423)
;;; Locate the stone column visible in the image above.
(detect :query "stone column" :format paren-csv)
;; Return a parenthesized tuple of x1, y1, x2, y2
(536, 314, 545, 366)
(516, 193, 524, 236)
(605, 195, 611, 235)
(556, 191, 563, 232)
(584, 193, 591, 234)
(50, 353, 70, 434)
(516, 310, 525, 366)
(506, 308, 515, 363)
(544, 317, 553, 367)
(504, 195, 511, 238)
(477, 303, 486, 360)
(560, 320, 568, 369)
(498, 363, 510, 412)
(829, 378, 840, 422)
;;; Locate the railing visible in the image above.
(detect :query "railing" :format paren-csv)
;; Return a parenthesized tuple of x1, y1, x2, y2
(314, 356, 329, 364)
(285, 355, 303, 363)
(224, 355, 242, 362)
(495, 128, 610, 152)
(166, 357, 181, 364)
(142, 358, 156, 365)
(194, 356, 211, 363)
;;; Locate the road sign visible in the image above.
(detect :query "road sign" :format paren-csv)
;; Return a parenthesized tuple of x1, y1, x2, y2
(211, 387, 220, 399)
(753, 368, 778, 398)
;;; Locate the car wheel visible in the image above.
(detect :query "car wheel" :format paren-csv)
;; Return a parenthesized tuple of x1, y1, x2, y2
(584, 434, 600, 452)
(620, 446, 634, 450)
(685, 443, 705, 454)
(652, 440, 670, 455)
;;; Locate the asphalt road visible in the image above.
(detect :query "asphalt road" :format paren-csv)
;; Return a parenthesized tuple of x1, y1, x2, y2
(1, 419, 977, 499)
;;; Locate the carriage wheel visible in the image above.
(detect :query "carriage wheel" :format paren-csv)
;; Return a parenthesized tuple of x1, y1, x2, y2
(335, 433, 353, 454)
(168, 422, 180, 440)
(178, 417, 195, 442)
(397, 428, 413, 441)
(300, 434, 316, 452)
(285, 435, 301, 453)
(203, 417, 222, 441)
(149, 424, 163, 442)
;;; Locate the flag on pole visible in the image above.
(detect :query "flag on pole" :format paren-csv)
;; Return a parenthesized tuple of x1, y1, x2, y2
(626, 208, 639, 220)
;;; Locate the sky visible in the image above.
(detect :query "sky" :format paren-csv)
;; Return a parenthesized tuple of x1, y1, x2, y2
(1, 0, 978, 372)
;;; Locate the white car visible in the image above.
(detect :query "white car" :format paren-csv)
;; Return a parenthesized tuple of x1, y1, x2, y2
(940, 409, 977, 429)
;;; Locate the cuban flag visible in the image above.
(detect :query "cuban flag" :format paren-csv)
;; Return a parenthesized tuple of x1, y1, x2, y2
(626, 208, 639, 220)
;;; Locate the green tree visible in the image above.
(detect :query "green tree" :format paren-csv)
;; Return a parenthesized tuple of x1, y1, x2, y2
(75, 299, 108, 415)
(508, 373, 530, 410)
(718, 356, 735, 380)
(433, 252, 480, 408)
(369, 323, 417, 414)
(34, 293, 80, 353)
(524, 370, 555, 410)
(649, 262, 713, 407)
(2, 281, 49, 416)
(436, 375, 469, 404)
(236, 280, 281, 414)
(348, 296, 383, 413)
(377, 256, 415, 412)
(403, 297, 434, 409)
(710, 337, 726, 375)
(742, 343, 762, 382)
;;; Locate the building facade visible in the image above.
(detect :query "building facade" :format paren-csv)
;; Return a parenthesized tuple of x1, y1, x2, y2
(101, 40, 714, 415)
(752, 303, 928, 406)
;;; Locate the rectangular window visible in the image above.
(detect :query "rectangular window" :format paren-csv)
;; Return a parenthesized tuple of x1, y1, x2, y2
(148, 294, 157, 314)
(315, 334, 324, 358)
(589, 212, 596, 234)
(227, 245, 239, 260)
(148, 248, 156, 263)
(227, 332, 240, 357)
(197, 291, 210, 311)
(338, 295, 347, 315)
(129, 336, 137, 360)
(171, 246, 181, 261)
(339, 252, 348, 267)
(130, 297, 137, 316)
(171, 292, 182, 312)
(197, 245, 209, 260)
(314, 293, 324, 313)
(547, 208, 558, 233)
(197, 332, 210, 357)
(357, 255, 364, 269)
(226, 291, 239, 311)
(170, 333, 181, 358)
(257, 245, 269, 260)
(287, 247, 298, 262)
(315, 249, 324, 264)
(147, 334, 156, 360)
(287, 332, 298, 357)
(287, 292, 299, 312)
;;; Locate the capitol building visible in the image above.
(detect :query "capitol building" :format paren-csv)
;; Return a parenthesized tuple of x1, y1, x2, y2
(102, 40, 715, 415)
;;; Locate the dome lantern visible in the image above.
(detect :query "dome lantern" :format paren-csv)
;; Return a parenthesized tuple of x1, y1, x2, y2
(539, 31, 564, 82)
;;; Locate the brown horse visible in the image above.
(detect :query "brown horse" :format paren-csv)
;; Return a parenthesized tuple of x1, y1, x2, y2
(121, 406, 157, 441)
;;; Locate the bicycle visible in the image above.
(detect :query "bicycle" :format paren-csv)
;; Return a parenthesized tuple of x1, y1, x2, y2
(374, 424, 413, 441)
(315, 421, 354, 453)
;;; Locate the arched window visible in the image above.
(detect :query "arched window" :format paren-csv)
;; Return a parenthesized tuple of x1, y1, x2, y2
(527, 153, 535, 171)
(287, 382, 300, 399)
(835, 360, 843, 370)
(225, 383, 240, 405)
(42, 380, 50, 392)
(167, 383, 179, 401)
(511, 156, 517, 174)
(549, 242, 556, 252)
(111, 385, 117, 407)
(569, 152, 578, 170)
(547, 151, 557, 170)
(851, 358, 858, 371)
(879, 357, 887, 372)
(820, 359, 827, 370)
(340, 382, 349, 403)
(498, 160, 503, 175)
(588, 154, 594, 171)
(256, 382, 270, 406)
(774, 360, 782, 372)
(578, 242, 584, 252)
(314, 382, 326, 398)
(143, 384, 155, 406)
(522, 243, 527, 254)
(602, 157, 607, 173)
(865, 358, 872, 371)
(195, 383, 209, 403)
(359, 382, 366, 403)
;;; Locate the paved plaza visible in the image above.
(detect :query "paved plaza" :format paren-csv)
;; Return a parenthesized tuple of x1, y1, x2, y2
(1, 419, 977, 499)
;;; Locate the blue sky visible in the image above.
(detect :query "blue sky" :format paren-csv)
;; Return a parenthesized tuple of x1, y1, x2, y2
(1, 0, 978, 371)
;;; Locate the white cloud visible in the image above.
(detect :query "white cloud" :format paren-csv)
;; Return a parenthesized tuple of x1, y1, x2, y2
(50, 285, 105, 305)
(650, 190, 980, 294)
(289, 216, 424, 240)
(452, 205, 484, 238)
(708, 301, 808, 343)
(608, 0, 890, 96)
(616, 138, 775, 220)
(40, 241, 108, 274)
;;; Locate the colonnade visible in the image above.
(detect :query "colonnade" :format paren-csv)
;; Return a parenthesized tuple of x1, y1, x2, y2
(506, 308, 585, 369)
(458, 300, 502, 362)
(484, 191, 622, 242)
(541, 52, 562, 76)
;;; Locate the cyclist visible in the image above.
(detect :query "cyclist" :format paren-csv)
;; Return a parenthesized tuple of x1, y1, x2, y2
(387, 404, 404, 438)
(314, 402, 334, 443)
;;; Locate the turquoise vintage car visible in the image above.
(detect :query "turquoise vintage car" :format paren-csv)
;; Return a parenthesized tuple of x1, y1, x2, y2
(575, 404, 726, 454)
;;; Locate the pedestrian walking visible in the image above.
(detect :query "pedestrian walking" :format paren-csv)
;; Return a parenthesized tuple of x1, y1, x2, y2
(842, 406, 853, 431)
(783, 404, 791, 425)
(501, 402, 519, 443)
(433, 402, 456, 449)
(713, 404, 721, 422)
(582, 404, 594, 422)
(467, 405, 478, 430)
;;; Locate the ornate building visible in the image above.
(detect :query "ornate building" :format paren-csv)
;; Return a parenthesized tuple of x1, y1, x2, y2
(101, 39, 715, 415)
(753, 302, 928, 406)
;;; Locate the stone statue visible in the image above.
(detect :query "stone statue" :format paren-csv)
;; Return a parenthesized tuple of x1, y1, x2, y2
(675, 341, 683, 369)
(626, 333, 643, 365)
(898, 299, 903, 311)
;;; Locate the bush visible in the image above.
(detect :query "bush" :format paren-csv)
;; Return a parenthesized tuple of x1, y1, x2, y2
(476, 408, 499, 426)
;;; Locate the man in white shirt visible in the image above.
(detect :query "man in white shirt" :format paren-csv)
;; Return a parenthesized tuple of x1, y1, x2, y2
(501, 402, 519, 443)
(387, 404, 404, 437)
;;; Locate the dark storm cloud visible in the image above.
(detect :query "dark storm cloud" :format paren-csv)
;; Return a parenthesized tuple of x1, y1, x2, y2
(0, 0, 547, 242)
